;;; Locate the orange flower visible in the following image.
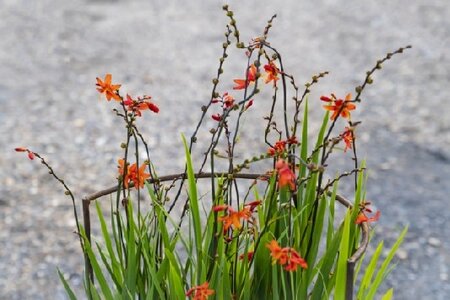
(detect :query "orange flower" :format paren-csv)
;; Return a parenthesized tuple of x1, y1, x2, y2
(341, 127, 354, 152)
(284, 250, 308, 271)
(356, 210, 381, 224)
(233, 64, 257, 90)
(218, 206, 252, 231)
(186, 282, 215, 300)
(223, 92, 235, 108)
(96, 74, 121, 101)
(212, 92, 235, 109)
(321, 93, 356, 120)
(264, 61, 280, 86)
(266, 240, 307, 272)
(275, 159, 296, 191)
(118, 159, 150, 189)
(266, 240, 284, 262)
(124, 94, 159, 117)
(355, 201, 380, 224)
(268, 137, 298, 156)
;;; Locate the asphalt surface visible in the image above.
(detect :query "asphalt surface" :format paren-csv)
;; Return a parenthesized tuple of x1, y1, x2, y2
(1, 0, 449, 299)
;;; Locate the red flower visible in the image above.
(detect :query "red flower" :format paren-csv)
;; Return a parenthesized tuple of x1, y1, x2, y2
(212, 204, 228, 212)
(267, 140, 287, 156)
(266, 240, 307, 272)
(96, 74, 121, 101)
(15, 147, 35, 160)
(341, 127, 354, 152)
(244, 99, 254, 111)
(211, 113, 221, 122)
(244, 200, 262, 212)
(286, 136, 298, 145)
(239, 251, 254, 261)
(275, 159, 296, 191)
(233, 64, 257, 90)
(264, 61, 280, 86)
(321, 93, 356, 120)
(186, 282, 215, 300)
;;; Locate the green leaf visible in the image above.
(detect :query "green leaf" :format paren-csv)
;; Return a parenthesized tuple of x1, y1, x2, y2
(124, 202, 138, 296)
(182, 134, 203, 282)
(96, 201, 123, 286)
(381, 288, 394, 300)
(80, 227, 115, 299)
(335, 210, 351, 299)
(357, 240, 384, 299)
(165, 249, 186, 299)
(366, 226, 408, 299)
(310, 224, 342, 300)
(57, 269, 77, 300)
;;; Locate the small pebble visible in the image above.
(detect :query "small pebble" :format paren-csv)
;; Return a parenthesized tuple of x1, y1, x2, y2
(396, 248, 408, 260)
(427, 237, 442, 248)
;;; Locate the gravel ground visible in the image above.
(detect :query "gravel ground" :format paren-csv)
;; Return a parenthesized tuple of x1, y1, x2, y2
(1, 0, 449, 299)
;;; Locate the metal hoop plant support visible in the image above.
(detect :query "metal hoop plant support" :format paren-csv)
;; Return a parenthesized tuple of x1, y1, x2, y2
(81, 172, 369, 300)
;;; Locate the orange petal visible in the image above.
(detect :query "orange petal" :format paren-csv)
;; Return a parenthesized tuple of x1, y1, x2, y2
(104, 74, 112, 84)
(345, 93, 352, 101)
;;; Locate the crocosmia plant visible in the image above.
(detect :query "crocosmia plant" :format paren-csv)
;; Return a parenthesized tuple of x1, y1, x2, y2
(16, 5, 410, 300)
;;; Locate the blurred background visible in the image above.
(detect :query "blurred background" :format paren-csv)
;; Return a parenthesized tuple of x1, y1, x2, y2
(1, 0, 449, 298)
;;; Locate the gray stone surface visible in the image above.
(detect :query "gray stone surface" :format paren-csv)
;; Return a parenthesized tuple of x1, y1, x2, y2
(1, 0, 449, 299)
